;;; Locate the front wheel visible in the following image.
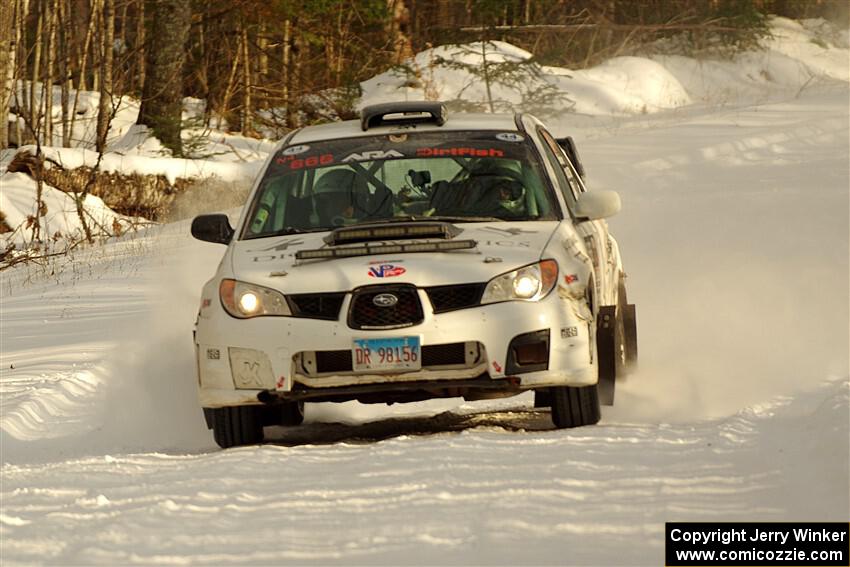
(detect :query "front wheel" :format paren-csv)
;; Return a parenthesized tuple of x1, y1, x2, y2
(261, 401, 305, 427)
(210, 406, 264, 449)
(550, 385, 601, 428)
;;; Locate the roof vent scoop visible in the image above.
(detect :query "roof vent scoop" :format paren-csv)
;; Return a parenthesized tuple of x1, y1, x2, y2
(360, 102, 447, 131)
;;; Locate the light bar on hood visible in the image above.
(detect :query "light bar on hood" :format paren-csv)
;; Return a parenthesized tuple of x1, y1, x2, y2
(323, 222, 460, 246)
(296, 239, 477, 260)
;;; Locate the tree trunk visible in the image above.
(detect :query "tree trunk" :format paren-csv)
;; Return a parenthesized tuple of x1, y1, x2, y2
(69, 5, 96, 146)
(43, 0, 56, 145)
(135, 0, 144, 94)
(58, 0, 70, 147)
(282, 18, 291, 128)
(96, 0, 114, 152)
(136, 0, 190, 155)
(240, 21, 251, 136)
(386, 0, 413, 64)
(0, 0, 16, 149)
(29, 2, 43, 137)
(13, 0, 29, 146)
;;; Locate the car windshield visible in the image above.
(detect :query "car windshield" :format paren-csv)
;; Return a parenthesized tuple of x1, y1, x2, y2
(241, 130, 560, 239)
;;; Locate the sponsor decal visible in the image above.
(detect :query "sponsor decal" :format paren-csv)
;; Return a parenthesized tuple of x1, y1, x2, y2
(275, 153, 334, 170)
(207, 348, 220, 360)
(481, 226, 537, 237)
(368, 264, 406, 278)
(201, 298, 211, 308)
(583, 235, 600, 268)
(561, 326, 578, 339)
(416, 147, 504, 158)
(564, 274, 579, 284)
(482, 240, 532, 248)
(276, 375, 286, 389)
(496, 132, 524, 142)
(249, 238, 305, 252)
(492, 361, 502, 373)
(282, 144, 310, 156)
(342, 149, 404, 162)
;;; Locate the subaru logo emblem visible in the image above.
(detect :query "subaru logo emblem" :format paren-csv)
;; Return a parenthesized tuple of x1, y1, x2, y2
(373, 293, 398, 307)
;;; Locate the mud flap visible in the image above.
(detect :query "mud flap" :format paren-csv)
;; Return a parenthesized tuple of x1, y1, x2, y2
(624, 303, 638, 367)
(596, 306, 616, 405)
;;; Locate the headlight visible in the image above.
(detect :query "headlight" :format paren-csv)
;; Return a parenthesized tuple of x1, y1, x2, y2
(219, 279, 291, 318)
(481, 260, 559, 304)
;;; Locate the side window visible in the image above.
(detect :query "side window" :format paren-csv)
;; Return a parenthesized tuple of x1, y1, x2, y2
(537, 127, 581, 204)
(562, 154, 586, 194)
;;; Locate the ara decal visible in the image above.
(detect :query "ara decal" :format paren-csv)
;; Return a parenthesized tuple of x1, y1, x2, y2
(368, 264, 406, 278)
(492, 361, 503, 373)
(342, 149, 404, 162)
(564, 274, 579, 284)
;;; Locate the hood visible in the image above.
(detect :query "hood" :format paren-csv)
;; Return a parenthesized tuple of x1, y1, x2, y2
(230, 221, 559, 292)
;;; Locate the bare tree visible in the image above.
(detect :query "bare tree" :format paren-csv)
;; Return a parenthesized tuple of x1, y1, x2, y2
(95, 0, 114, 152)
(136, 0, 190, 155)
(0, 0, 17, 149)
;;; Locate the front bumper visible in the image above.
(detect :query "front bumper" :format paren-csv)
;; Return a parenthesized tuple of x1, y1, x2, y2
(195, 289, 597, 408)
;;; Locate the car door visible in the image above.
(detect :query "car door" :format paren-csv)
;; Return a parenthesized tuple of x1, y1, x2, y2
(537, 127, 616, 306)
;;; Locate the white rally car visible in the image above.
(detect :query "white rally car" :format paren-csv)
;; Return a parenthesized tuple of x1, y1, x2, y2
(191, 102, 637, 448)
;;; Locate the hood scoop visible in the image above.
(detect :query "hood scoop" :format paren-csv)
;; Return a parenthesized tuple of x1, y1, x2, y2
(323, 222, 461, 246)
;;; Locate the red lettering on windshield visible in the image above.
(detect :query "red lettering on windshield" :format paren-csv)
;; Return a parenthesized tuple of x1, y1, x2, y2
(416, 147, 504, 158)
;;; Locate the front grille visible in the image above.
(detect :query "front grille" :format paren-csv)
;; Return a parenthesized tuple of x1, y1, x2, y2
(348, 285, 423, 330)
(287, 293, 345, 320)
(425, 283, 485, 313)
(310, 342, 472, 375)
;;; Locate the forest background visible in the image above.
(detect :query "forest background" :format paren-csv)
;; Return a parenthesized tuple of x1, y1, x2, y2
(1, 0, 848, 157)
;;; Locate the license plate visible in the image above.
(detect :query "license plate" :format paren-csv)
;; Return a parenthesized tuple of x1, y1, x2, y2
(352, 337, 421, 372)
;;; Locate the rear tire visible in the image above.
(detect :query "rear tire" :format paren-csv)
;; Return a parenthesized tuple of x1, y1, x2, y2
(551, 385, 601, 428)
(211, 406, 264, 449)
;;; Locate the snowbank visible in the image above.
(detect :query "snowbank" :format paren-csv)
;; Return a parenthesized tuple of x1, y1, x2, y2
(0, 172, 136, 248)
(360, 41, 691, 115)
(359, 17, 849, 116)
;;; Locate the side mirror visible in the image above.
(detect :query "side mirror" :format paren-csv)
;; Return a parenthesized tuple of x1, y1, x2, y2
(191, 214, 234, 245)
(575, 190, 621, 221)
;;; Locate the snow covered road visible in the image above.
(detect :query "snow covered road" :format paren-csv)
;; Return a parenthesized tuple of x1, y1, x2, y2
(2, 87, 848, 564)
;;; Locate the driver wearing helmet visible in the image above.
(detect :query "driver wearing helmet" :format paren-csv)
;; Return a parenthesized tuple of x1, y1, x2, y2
(464, 160, 527, 218)
(313, 169, 357, 227)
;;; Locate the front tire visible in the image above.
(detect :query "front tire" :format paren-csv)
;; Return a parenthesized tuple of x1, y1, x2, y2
(550, 385, 601, 428)
(211, 406, 264, 449)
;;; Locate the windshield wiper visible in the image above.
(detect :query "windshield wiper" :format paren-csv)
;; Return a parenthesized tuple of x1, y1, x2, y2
(349, 215, 505, 227)
(243, 227, 322, 240)
(427, 215, 505, 223)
